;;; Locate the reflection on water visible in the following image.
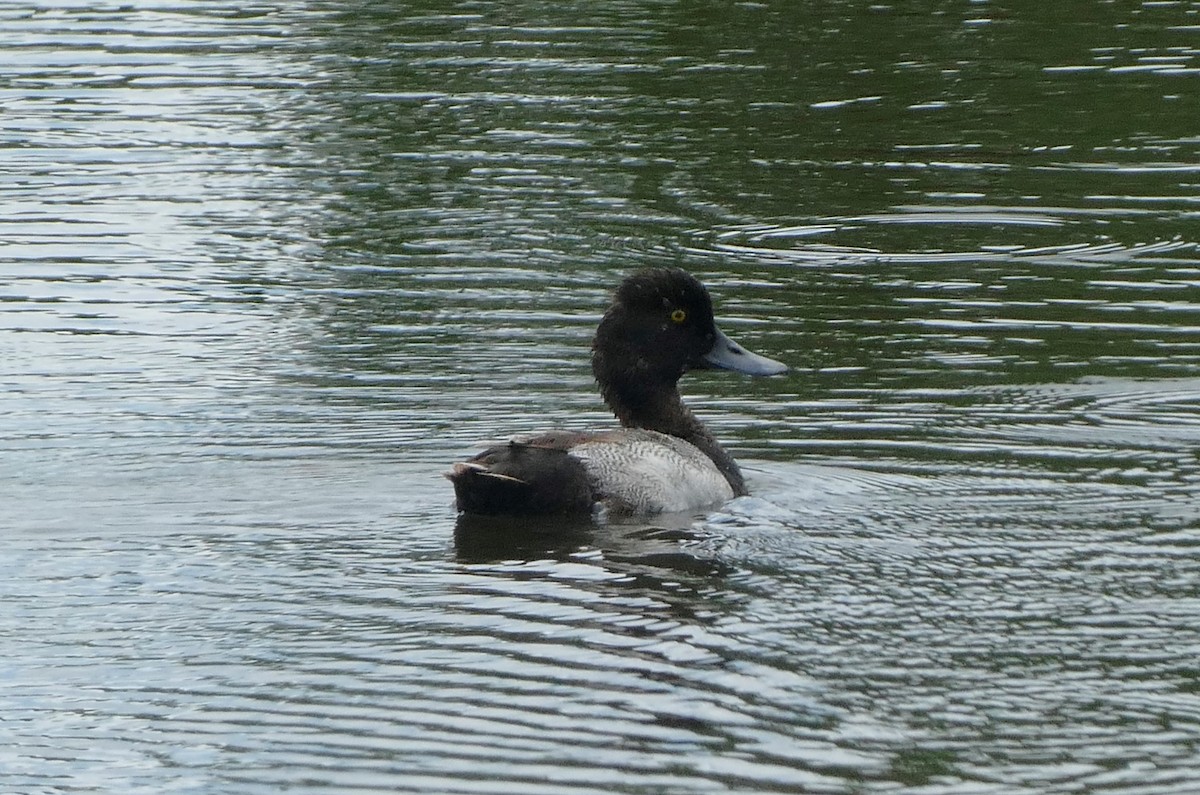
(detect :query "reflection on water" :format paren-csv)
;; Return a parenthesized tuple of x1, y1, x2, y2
(4, 1, 1200, 793)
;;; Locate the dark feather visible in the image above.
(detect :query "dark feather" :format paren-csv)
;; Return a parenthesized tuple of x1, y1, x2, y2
(446, 440, 594, 515)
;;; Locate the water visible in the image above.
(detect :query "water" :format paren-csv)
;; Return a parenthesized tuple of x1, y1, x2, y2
(3, 1, 1199, 792)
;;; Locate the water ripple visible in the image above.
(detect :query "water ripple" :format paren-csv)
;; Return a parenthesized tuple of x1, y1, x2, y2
(6, 1, 1200, 793)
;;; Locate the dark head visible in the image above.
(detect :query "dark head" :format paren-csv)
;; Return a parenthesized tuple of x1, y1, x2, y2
(592, 268, 786, 424)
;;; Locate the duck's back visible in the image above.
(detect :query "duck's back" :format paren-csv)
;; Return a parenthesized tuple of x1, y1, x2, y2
(447, 429, 734, 516)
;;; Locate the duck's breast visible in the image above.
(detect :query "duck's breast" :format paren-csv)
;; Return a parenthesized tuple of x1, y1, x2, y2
(568, 429, 734, 513)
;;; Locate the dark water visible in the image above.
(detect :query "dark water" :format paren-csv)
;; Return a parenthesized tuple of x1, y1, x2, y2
(4, 2, 1199, 793)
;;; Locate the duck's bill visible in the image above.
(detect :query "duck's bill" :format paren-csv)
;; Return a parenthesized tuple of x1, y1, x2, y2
(703, 327, 788, 376)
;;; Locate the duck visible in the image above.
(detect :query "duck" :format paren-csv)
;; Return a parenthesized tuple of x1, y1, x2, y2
(447, 268, 787, 516)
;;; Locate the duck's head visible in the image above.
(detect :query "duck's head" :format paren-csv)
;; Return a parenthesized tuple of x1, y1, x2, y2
(592, 268, 787, 393)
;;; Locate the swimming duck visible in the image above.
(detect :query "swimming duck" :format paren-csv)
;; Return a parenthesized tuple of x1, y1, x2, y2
(447, 268, 787, 516)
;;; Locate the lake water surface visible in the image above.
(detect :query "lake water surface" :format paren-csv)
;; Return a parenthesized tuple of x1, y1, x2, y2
(4, 2, 1200, 793)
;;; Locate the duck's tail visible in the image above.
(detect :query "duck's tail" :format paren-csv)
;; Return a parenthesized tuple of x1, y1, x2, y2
(446, 440, 594, 515)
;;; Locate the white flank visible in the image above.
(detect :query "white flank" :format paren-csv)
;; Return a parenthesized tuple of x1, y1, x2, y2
(569, 430, 734, 513)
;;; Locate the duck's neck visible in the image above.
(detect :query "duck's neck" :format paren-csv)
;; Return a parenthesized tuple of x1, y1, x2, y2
(600, 376, 747, 496)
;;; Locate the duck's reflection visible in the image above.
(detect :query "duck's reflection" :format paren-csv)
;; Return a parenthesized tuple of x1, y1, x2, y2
(452, 512, 595, 561)
(453, 511, 736, 581)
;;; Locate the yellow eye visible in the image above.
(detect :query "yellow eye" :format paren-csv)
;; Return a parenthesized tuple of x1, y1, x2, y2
(670, 308, 687, 324)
